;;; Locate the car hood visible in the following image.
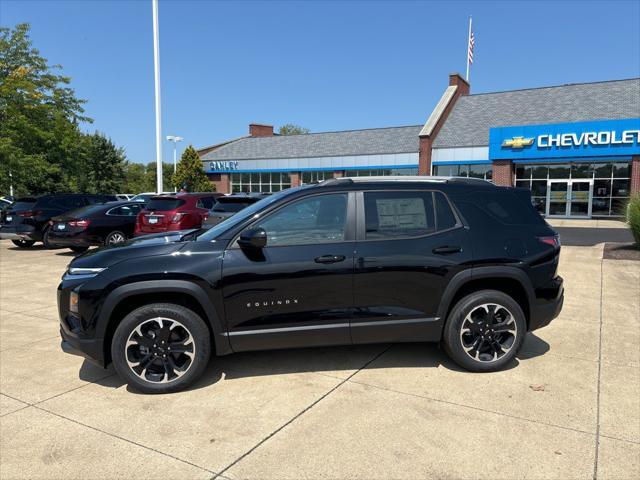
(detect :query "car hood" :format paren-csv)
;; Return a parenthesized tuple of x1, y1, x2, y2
(69, 230, 196, 270)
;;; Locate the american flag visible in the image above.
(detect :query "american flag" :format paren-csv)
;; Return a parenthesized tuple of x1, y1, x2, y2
(468, 28, 475, 64)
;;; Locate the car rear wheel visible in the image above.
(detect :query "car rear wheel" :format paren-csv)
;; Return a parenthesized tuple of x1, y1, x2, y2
(104, 231, 127, 245)
(11, 239, 36, 248)
(442, 290, 526, 372)
(111, 303, 211, 394)
(41, 226, 53, 248)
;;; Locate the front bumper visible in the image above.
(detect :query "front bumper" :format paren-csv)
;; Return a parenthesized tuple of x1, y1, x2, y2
(529, 276, 564, 331)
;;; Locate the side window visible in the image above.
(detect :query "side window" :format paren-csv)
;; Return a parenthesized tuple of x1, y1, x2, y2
(434, 192, 457, 230)
(364, 191, 435, 239)
(109, 204, 140, 216)
(197, 197, 216, 209)
(254, 193, 348, 246)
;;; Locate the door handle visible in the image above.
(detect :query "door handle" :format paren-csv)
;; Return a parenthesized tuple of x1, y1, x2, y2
(315, 254, 346, 264)
(433, 245, 462, 255)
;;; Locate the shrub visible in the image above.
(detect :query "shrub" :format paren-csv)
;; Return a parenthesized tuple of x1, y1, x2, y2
(626, 194, 640, 246)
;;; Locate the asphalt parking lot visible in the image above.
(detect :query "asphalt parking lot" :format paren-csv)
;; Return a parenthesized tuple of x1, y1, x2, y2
(0, 240, 638, 480)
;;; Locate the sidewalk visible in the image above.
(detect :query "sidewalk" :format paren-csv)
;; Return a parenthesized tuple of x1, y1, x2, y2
(546, 218, 628, 229)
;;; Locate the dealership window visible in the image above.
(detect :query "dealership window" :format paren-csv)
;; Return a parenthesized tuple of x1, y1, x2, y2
(514, 161, 631, 216)
(301, 170, 332, 184)
(343, 167, 418, 177)
(432, 164, 493, 181)
(230, 172, 291, 193)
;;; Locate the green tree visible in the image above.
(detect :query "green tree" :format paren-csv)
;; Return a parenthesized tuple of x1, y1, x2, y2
(278, 123, 310, 135)
(0, 23, 90, 196)
(81, 132, 127, 193)
(172, 146, 214, 192)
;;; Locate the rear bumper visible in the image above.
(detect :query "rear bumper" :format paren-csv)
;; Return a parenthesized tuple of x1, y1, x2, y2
(529, 276, 564, 331)
(48, 233, 99, 248)
(0, 231, 22, 240)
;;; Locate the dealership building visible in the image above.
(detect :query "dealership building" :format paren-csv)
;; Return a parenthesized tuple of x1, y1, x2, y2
(199, 74, 640, 218)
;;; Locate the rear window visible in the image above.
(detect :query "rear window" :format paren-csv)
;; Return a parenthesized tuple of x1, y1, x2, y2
(213, 202, 251, 213)
(453, 190, 544, 227)
(36, 195, 86, 210)
(9, 199, 36, 211)
(145, 198, 185, 211)
(63, 204, 108, 218)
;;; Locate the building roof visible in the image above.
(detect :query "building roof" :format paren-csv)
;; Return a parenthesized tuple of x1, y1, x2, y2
(433, 78, 640, 148)
(200, 125, 422, 161)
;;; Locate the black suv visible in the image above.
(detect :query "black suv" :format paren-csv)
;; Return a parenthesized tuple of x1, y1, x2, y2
(58, 177, 563, 393)
(0, 194, 117, 248)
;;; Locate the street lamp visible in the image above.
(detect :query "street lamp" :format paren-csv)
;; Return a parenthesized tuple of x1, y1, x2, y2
(166, 135, 183, 192)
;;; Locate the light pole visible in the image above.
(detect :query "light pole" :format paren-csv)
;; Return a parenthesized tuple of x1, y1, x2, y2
(166, 135, 183, 192)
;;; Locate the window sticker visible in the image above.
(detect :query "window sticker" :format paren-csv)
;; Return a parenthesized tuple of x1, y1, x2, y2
(376, 198, 427, 230)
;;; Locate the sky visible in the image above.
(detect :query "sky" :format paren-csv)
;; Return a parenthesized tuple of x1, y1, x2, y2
(2, 0, 640, 164)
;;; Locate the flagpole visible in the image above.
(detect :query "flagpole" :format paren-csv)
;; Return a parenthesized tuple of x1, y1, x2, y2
(152, 0, 163, 194)
(466, 15, 472, 82)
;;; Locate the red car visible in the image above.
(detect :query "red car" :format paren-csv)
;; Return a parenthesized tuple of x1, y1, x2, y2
(134, 193, 222, 236)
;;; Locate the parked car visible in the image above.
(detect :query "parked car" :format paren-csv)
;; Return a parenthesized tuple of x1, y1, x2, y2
(0, 194, 117, 248)
(201, 194, 266, 229)
(134, 193, 222, 236)
(47, 201, 145, 253)
(59, 177, 564, 393)
(116, 194, 134, 201)
(131, 192, 173, 202)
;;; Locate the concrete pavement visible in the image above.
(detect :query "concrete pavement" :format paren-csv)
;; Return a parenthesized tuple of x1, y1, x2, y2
(0, 240, 638, 479)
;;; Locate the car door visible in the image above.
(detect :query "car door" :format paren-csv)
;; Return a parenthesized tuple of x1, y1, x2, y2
(221, 191, 356, 352)
(351, 189, 472, 344)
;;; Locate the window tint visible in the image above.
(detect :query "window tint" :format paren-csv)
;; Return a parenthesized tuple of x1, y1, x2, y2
(364, 191, 436, 239)
(213, 202, 251, 213)
(434, 192, 457, 230)
(255, 193, 348, 246)
(9, 200, 36, 211)
(454, 190, 544, 227)
(196, 197, 216, 209)
(43, 196, 86, 210)
(109, 204, 142, 216)
(145, 198, 185, 211)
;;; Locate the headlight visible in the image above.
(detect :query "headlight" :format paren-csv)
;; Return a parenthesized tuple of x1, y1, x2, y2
(69, 290, 79, 313)
(68, 267, 106, 275)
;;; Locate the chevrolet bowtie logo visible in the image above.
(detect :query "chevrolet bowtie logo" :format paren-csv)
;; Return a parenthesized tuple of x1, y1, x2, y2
(502, 136, 535, 148)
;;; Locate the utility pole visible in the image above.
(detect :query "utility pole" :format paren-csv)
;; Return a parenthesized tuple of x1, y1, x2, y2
(152, 0, 163, 194)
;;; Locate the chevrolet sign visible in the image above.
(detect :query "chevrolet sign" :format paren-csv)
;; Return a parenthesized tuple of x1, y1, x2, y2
(490, 119, 640, 160)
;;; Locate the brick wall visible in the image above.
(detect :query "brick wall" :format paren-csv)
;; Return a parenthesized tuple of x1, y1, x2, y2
(249, 124, 274, 137)
(207, 173, 230, 194)
(492, 160, 513, 187)
(631, 156, 640, 195)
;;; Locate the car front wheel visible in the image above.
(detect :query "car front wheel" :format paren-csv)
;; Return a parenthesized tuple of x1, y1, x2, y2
(442, 290, 526, 372)
(111, 303, 211, 394)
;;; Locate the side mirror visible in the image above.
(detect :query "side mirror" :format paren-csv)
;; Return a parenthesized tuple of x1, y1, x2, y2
(238, 227, 267, 249)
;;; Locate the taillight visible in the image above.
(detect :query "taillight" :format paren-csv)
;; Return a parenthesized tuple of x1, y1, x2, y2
(69, 219, 90, 229)
(538, 235, 560, 248)
(170, 212, 186, 224)
(18, 210, 41, 217)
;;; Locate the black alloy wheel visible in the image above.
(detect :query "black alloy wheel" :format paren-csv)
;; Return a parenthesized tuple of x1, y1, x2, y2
(11, 239, 36, 248)
(442, 290, 526, 372)
(111, 303, 211, 394)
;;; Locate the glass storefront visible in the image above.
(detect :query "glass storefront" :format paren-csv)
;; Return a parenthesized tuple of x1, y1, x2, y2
(432, 163, 493, 181)
(515, 161, 631, 217)
(230, 172, 292, 193)
(301, 170, 333, 184)
(343, 167, 419, 177)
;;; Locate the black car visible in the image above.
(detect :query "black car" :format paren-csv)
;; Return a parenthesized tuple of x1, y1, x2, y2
(0, 193, 117, 248)
(202, 194, 266, 228)
(58, 177, 564, 393)
(47, 201, 145, 253)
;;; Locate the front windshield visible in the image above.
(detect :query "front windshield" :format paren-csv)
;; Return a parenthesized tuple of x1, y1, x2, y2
(197, 187, 307, 241)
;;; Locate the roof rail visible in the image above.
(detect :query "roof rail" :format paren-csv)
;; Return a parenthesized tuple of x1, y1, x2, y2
(321, 176, 493, 186)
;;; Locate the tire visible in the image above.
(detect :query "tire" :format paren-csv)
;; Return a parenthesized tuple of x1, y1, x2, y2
(104, 230, 127, 245)
(111, 303, 211, 394)
(41, 226, 53, 248)
(442, 290, 526, 372)
(70, 246, 89, 253)
(11, 239, 36, 248)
